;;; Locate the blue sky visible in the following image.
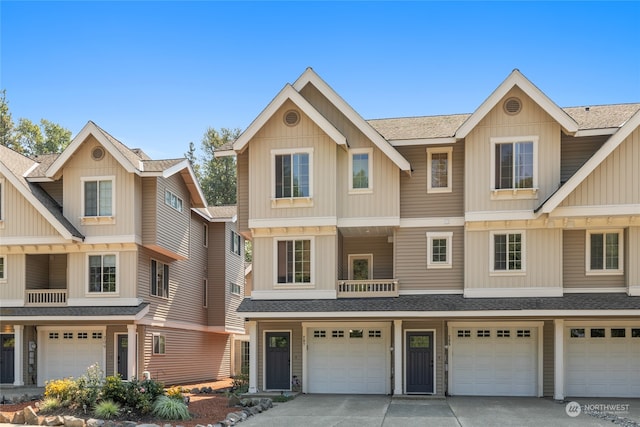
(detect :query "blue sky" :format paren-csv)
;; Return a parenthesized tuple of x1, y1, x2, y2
(2, 1, 639, 160)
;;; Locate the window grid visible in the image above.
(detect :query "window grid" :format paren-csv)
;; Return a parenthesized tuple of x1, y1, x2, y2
(92, 332, 103, 340)
(497, 330, 510, 338)
(77, 332, 88, 339)
(517, 330, 531, 338)
(63, 332, 73, 339)
(313, 330, 326, 338)
(368, 330, 382, 338)
(89, 254, 117, 293)
(277, 239, 311, 284)
(0, 256, 5, 281)
(493, 232, 523, 272)
(332, 330, 345, 338)
(49, 332, 59, 340)
(457, 330, 471, 338)
(151, 260, 169, 298)
(477, 330, 491, 338)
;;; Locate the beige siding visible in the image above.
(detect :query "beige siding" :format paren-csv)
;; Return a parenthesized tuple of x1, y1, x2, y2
(257, 322, 302, 391)
(252, 233, 336, 292)
(629, 227, 640, 290)
(0, 254, 25, 300)
(141, 177, 158, 246)
(395, 227, 464, 292)
(403, 320, 446, 395)
(465, 228, 562, 289)
(543, 320, 554, 397)
(225, 222, 246, 331)
(237, 149, 249, 235)
(0, 177, 61, 238)
(106, 325, 127, 376)
(465, 87, 561, 213)
(67, 249, 138, 299)
(25, 254, 66, 290)
(142, 327, 230, 385)
(38, 180, 64, 206)
(561, 127, 640, 207)
(155, 175, 191, 259)
(208, 222, 226, 327)
(562, 230, 625, 288)
(398, 143, 465, 218)
(341, 236, 393, 280)
(560, 135, 607, 183)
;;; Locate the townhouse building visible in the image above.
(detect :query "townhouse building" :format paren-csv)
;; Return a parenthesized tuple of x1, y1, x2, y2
(0, 122, 247, 387)
(225, 68, 640, 398)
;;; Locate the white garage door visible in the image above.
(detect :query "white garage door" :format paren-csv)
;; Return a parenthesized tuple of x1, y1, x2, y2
(40, 328, 105, 386)
(566, 326, 640, 397)
(451, 326, 538, 396)
(307, 326, 389, 394)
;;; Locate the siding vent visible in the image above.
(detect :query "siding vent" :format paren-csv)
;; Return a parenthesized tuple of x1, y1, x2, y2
(503, 97, 522, 115)
(284, 109, 300, 126)
(91, 146, 105, 161)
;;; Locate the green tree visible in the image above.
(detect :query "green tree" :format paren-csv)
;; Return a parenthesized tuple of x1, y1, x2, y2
(15, 118, 44, 155)
(0, 89, 20, 151)
(40, 119, 72, 154)
(184, 141, 201, 181)
(199, 127, 240, 206)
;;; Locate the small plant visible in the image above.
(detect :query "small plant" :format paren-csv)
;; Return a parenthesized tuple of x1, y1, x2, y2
(39, 397, 61, 412)
(44, 378, 78, 405)
(231, 373, 249, 394)
(75, 364, 105, 409)
(166, 386, 185, 401)
(102, 375, 127, 404)
(152, 395, 191, 420)
(94, 400, 121, 419)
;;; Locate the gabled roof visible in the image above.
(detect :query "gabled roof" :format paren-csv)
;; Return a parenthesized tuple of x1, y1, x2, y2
(0, 145, 84, 241)
(456, 69, 579, 138)
(537, 109, 640, 214)
(292, 68, 411, 172)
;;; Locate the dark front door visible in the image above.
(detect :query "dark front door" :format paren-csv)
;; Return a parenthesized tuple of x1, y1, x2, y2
(265, 332, 290, 390)
(0, 334, 15, 384)
(117, 334, 128, 378)
(406, 331, 434, 393)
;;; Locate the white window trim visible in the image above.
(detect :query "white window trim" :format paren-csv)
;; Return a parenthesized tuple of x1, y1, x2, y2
(0, 255, 6, 283)
(86, 252, 119, 295)
(426, 147, 453, 193)
(426, 232, 453, 269)
(273, 236, 315, 287)
(230, 282, 242, 295)
(150, 259, 170, 299)
(489, 230, 526, 275)
(164, 189, 183, 212)
(348, 253, 373, 279)
(152, 333, 166, 355)
(270, 148, 314, 207)
(231, 230, 242, 256)
(81, 176, 116, 223)
(348, 147, 373, 194)
(585, 229, 624, 275)
(203, 223, 209, 247)
(0, 177, 5, 226)
(489, 136, 538, 199)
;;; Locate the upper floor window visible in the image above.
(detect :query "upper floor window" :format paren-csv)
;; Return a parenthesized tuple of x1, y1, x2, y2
(586, 230, 623, 275)
(203, 223, 209, 247)
(88, 254, 116, 293)
(0, 255, 6, 282)
(349, 148, 373, 193)
(151, 259, 169, 298)
(231, 230, 242, 255)
(276, 238, 312, 284)
(164, 190, 183, 212)
(426, 232, 453, 269)
(491, 136, 538, 195)
(203, 278, 208, 307)
(230, 282, 242, 295)
(491, 231, 525, 274)
(0, 178, 4, 222)
(272, 148, 312, 199)
(427, 147, 453, 193)
(83, 177, 114, 217)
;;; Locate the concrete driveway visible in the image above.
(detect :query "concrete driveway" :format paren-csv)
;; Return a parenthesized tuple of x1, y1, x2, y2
(240, 394, 640, 426)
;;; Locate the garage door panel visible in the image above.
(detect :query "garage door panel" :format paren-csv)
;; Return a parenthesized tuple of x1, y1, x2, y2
(40, 328, 105, 386)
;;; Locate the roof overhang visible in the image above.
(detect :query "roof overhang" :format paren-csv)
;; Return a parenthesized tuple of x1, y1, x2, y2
(162, 159, 207, 208)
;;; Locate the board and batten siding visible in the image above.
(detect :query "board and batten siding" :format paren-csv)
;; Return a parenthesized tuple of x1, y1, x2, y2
(66, 249, 138, 299)
(464, 87, 561, 213)
(398, 143, 464, 218)
(37, 180, 64, 207)
(629, 227, 640, 291)
(237, 150, 249, 234)
(562, 229, 626, 289)
(341, 236, 393, 280)
(0, 177, 61, 238)
(394, 226, 464, 292)
(257, 322, 302, 391)
(403, 320, 446, 395)
(464, 228, 562, 289)
(25, 254, 66, 290)
(251, 233, 336, 292)
(0, 254, 25, 300)
(560, 127, 639, 207)
(249, 101, 337, 222)
(225, 222, 246, 332)
(560, 134, 607, 183)
(61, 136, 138, 238)
(142, 326, 231, 385)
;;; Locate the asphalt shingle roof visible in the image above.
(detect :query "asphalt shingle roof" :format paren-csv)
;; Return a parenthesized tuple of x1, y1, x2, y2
(0, 303, 149, 318)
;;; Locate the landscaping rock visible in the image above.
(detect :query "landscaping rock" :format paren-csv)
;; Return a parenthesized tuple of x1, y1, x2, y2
(136, 424, 161, 427)
(191, 387, 200, 394)
(12, 411, 26, 424)
(63, 415, 85, 427)
(227, 394, 241, 407)
(86, 419, 104, 427)
(260, 398, 273, 409)
(102, 421, 120, 427)
(45, 415, 65, 426)
(226, 412, 242, 424)
(0, 412, 11, 423)
(123, 421, 138, 427)
(24, 405, 39, 425)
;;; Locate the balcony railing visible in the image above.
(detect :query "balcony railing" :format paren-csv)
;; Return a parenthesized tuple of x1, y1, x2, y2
(336, 280, 399, 298)
(25, 289, 67, 306)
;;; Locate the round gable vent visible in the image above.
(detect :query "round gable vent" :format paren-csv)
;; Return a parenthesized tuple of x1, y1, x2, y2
(284, 109, 300, 126)
(503, 97, 522, 115)
(91, 146, 105, 161)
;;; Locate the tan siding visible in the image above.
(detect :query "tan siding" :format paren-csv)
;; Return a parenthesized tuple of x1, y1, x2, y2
(398, 143, 465, 218)
(66, 249, 137, 299)
(257, 322, 302, 391)
(562, 230, 625, 288)
(208, 222, 226, 327)
(142, 327, 230, 385)
(465, 87, 561, 213)
(560, 135, 607, 183)
(561, 127, 640, 207)
(155, 175, 191, 259)
(0, 177, 61, 238)
(465, 228, 562, 289)
(38, 180, 64, 206)
(341, 236, 393, 280)
(24, 254, 66, 290)
(141, 177, 157, 246)
(0, 254, 25, 300)
(629, 227, 640, 290)
(237, 150, 249, 234)
(403, 320, 446, 395)
(225, 222, 245, 331)
(106, 325, 127, 376)
(543, 320, 554, 397)
(395, 227, 464, 291)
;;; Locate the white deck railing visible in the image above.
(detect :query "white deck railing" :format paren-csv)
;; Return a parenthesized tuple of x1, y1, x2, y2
(336, 280, 399, 298)
(25, 289, 67, 305)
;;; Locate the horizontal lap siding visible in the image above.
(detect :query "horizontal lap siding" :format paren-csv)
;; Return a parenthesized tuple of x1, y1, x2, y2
(258, 322, 302, 391)
(560, 135, 607, 183)
(403, 320, 446, 395)
(563, 230, 625, 288)
(141, 178, 157, 246)
(237, 150, 249, 234)
(395, 227, 464, 291)
(341, 236, 393, 280)
(156, 175, 190, 259)
(543, 320, 554, 397)
(225, 222, 245, 331)
(208, 222, 226, 327)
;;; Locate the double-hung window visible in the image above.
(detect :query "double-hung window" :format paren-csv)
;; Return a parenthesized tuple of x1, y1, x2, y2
(231, 230, 242, 255)
(273, 149, 312, 199)
(427, 147, 453, 193)
(153, 334, 166, 354)
(83, 177, 114, 217)
(276, 238, 312, 284)
(491, 231, 525, 273)
(491, 137, 537, 194)
(349, 148, 372, 192)
(0, 255, 6, 282)
(426, 232, 453, 269)
(88, 254, 117, 293)
(586, 230, 623, 274)
(151, 260, 170, 298)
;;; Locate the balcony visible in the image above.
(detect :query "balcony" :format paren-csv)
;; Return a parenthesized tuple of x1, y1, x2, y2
(336, 280, 399, 298)
(25, 289, 67, 306)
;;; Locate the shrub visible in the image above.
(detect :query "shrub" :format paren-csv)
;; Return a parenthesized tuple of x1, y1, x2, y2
(94, 400, 121, 419)
(152, 395, 191, 420)
(44, 378, 78, 405)
(75, 364, 104, 409)
(232, 373, 249, 394)
(166, 386, 185, 401)
(39, 397, 62, 412)
(101, 375, 127, 404)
